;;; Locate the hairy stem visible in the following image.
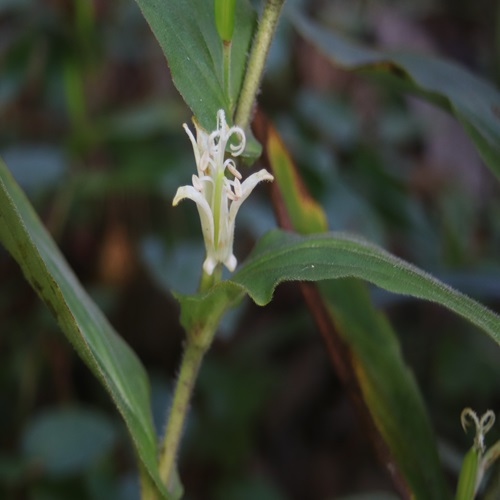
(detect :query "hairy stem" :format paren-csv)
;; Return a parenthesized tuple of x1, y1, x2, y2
(199, 265, 222, 292)
(234, 0, 285, 129)
(139, 461, 159, 500)
(223, 40, 232, 107)
(156, 1, 286, 491)
(158, 332, 213, 489)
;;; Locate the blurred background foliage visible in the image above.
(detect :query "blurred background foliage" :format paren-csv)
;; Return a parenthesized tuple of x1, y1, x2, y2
(1, 0, 500, 498)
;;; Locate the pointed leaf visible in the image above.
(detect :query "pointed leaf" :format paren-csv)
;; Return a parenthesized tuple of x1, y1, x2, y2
(318, 278, 451, 499)
(133, 0, 256, 131)
(230, 229, 500, 345)
(0, 160, 169, 499)
(290, 9, 500, 180)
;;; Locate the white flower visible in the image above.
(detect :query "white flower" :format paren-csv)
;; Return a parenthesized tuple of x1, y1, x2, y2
(173, 109, 274, 275)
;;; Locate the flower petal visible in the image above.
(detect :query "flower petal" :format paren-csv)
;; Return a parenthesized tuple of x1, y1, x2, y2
(227, 127, 246, 156)
(183, 124, 200, 166)
(218, 169, 273, 274)
(175, 110, 272, 275)
(228, 169, 274, 223)
(173, 185, 214, 254)
(224, 253, 237, 272)
(203, 255, 218, 275)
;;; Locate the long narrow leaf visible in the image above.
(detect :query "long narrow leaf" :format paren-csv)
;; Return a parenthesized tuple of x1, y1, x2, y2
(252, 119, 451, 496)
(231, 229, 500, 345)
(0, 160, 169, 499)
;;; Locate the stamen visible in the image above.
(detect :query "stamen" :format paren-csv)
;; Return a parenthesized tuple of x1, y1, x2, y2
(192, 175, 203, 191)
(225, 159, 242, 179)
(461, 408, 479, 432)
(228, 127, 246, 156)
(199, 151, 211, 172)
(226, 188, 237, 201)
(481, 411, 496, 433)
(216, 109, 225, 131)
(233, 178, 242, 198)
(209, 131, 221, 152)
(461, 408, 496, 454)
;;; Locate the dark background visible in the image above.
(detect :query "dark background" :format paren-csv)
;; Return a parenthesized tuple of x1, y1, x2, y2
(1, 0, 500, 498)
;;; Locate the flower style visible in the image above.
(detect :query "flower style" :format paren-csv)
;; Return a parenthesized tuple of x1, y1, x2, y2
(173, 109, 274, 275)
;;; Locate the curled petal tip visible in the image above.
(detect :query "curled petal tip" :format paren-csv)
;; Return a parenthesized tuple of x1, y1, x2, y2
(225, 254, 237, 272)
(172, 189, 183, 206)
(203, 256, 218, 276)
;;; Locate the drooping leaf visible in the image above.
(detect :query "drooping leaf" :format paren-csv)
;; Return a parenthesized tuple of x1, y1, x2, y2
(0, 159, 169, 499)
(317, 278, 450, 499)
(230, 229, 500, 346)
(178, 117, 499, 496)
(252, 117, 450, 497)
(133, 0, 256, 131)
(290, 9, 500, 180)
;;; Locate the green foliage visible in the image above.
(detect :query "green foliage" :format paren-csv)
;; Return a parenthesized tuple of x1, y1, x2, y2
(171, 216, 499, 492)
(173, 284, 243, 341)
(455, 446, 479, 500)
(215, 0, 237, 42)
(262, 120, 451, 497)
(1, 0, 500, 498)
(228, 229, 500, 346)
(133, 0, 255, 131)
(0, 160, 169, 499)
(320, 279, 451, 499)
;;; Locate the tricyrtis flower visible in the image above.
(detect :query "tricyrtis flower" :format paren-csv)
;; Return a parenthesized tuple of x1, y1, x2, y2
(173, 109, 274, 275)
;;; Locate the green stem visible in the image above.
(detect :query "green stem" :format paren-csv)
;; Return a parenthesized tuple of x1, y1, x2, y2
(156, 1, 286, 490)
(139, 461, 159, 500)
(199, 265, 222, 292)
(158, 324, 216, 489)
(223, 40, 232, 107)
(234, 0, 285, 129)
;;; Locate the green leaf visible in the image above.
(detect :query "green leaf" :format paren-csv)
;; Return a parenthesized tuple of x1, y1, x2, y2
(257, 119, 450, 497)
(0, 160, 169, 499)
(230, 229, 500, 346)
(215, 0, 237, 42)
(318, 279, 451, 499)
(265, 127, 327, 233)
(133, 0, 256, 131)
(172, 283, 244, 340)
(455, 446, 480, 500)
(290, 9, 500, 180)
